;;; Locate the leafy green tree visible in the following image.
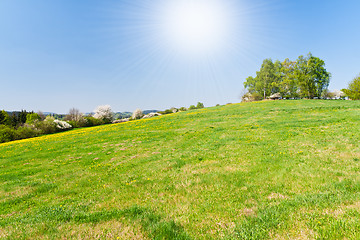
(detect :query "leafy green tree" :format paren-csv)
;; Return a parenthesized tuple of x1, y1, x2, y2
(342, 74, 360, 100)
(196, 102, 204, 109)
(0, 110, 11, 126)
(294, 53, 330, 98)
(244, 59, 281, 99)
(26, 113, 41, 124)
(280, 59, 298, 98)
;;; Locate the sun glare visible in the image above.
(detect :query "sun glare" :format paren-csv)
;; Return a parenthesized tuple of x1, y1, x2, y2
(155, 0, 235, 59)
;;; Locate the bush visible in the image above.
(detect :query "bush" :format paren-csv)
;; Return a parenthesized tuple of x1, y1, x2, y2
(84, 116, 103, 127)
(35, 116, 56, 134)
(0, 125, 17, 143)
(158, 109, 173, 115)
(242, 92, 262, 102)
(16, 126, 39, 140)
(189, 105, 196, 110)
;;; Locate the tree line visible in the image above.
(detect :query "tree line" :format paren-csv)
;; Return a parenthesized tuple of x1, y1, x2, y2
(243, 53, 331, 101)
(0, 102, 205, 143)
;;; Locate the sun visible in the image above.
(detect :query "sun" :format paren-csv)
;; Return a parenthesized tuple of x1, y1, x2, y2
(154, 0, 235, 59)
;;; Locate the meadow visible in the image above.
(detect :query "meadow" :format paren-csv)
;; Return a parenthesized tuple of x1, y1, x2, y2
(1, 100, 360, 239)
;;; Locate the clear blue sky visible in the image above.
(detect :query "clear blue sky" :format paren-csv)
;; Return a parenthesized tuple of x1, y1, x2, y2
(1, 0, 359, 113)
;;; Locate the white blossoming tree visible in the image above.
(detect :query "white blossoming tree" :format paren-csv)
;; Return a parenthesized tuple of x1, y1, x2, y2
(93, 105, 114, 123)
(132, 109, 143, 120)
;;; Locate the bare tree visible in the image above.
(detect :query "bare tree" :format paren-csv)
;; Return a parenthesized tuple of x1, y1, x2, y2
(65, 108, 84, 122)
(37, 111, 46, 121)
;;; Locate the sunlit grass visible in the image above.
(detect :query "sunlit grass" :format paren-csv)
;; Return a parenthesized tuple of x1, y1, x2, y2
(1, 100, 360, 239)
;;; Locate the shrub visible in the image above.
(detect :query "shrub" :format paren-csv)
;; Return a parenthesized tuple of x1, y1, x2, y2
(16, 126, 39, 140)
(132, 109, 144, 120)
(0, 125, 17, 143)
(35, 116, 56, 134)
(189, 105, 196, 110)
(158, 109, 173, 115)
(84, 116, 103, 127)
(178, 107, 187, 112)
(242, 92, 262, 102)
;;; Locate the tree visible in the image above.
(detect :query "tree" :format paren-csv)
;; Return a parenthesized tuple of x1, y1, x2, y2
(65, 108, 84, 122)
(342, 74, 360, 100)
(244, 59, 280, 99)
(294, 53, 330, 98)
(132, 109, 143, 120)
(26, 113, 41, 124)
(93, 105, 113, 123)
(18, 110, 28, 125)
(0, 110, 11, 126)
(280, 58, 298, 98)
(196, 102, 204, 109)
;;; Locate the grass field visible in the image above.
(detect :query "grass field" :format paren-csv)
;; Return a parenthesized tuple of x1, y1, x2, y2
(1, 100, 360, 239)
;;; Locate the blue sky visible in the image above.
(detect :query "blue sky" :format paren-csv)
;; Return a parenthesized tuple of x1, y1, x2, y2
(1, 0, 359, 113)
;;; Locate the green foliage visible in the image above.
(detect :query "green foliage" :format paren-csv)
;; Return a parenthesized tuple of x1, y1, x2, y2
(158, 108, 175, 115)
(342, 74, 360, 100)
(196, 102, 204, 109)
(242, 92, 263, 102)
(18, 110, 28, 125)
(188, 105, 196, 110)
(26, 113, 41, 124)
(84, 116, 103, 127)
(34, 116, 56, 134)
(244, 59, 282, 99)
(16, 126, 40, 140)
(0, 110, 11, 126)
(0, 125, 17, 143)
(244, 53, 331, 99)
(294, 53, 330, 98)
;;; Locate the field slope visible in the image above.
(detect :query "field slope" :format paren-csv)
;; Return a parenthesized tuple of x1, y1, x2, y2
(1, 100, 360, 239)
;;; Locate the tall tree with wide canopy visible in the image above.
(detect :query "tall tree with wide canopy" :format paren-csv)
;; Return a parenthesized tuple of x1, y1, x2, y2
(294, 53, 331, 98)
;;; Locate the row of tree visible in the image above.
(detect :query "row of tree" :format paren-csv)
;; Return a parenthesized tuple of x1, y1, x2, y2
(0, 102, 206, 143)
(243, 53, 331, 100)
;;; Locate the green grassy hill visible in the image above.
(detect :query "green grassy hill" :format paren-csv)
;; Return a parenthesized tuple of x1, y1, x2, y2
(1, 100, 360, 239)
